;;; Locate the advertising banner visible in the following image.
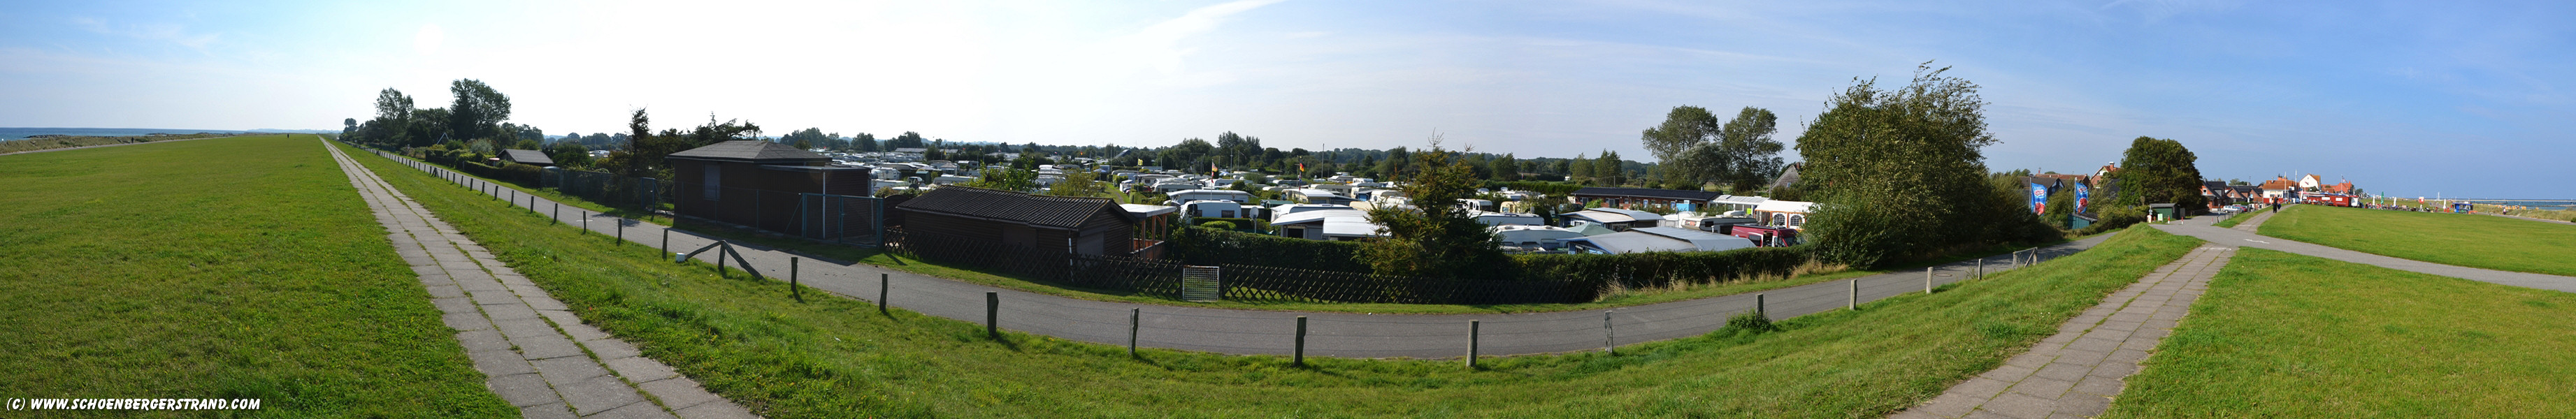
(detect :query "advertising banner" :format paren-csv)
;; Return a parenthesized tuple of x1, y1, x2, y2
(2029, 182, 2048, 214)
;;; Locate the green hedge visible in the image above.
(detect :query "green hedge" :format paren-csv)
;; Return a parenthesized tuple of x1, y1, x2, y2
(1516, 245, 1813, 295)
(1190, 216, 1270, 233)
(1165, 226, 1368, 273)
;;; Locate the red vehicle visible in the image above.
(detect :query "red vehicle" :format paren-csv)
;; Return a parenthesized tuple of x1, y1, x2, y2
(1718, 224, 1801, 247)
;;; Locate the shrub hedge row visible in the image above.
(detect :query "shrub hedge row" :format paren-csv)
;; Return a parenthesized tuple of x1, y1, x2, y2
(1516, 245, 1814, 294)
(1164, 226, 1369, 273)
(1167, 226, 1818, 298)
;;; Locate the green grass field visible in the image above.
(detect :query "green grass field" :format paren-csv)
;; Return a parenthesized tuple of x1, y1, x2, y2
(0, 135, 515, 417)
(2261, 204, 2576, 277)
(339, 138, 2211, 418)
(2108, 247, 2576, 418)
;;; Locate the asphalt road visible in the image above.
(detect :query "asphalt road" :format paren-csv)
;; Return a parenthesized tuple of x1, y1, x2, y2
(362, 148, 2115, 359)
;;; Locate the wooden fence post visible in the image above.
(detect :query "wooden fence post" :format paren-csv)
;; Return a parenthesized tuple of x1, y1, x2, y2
(715, 241, 727, 279)
(986, 292, 1000, 339)
(879, 273, 890, 314)
(1756, 293, 1766, 318)
(1849, 279, 1859, 310)
(659, 228, 668, 254)
(1129, 308, 1141, 358)
(790, 257, 802, 302)
(1604, 310, 1616, 355)
(1467, 320, 1481, 369)
(1293, 316, 1308, 367)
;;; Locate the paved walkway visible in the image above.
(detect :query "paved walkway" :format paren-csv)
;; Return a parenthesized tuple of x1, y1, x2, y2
(350, 146, 2111, 358)
(2485, 212, 2576, 226)
(1897, 244, 2235, 419)
(2152, 210, 2576, 293)
(322, 141, 759, 419)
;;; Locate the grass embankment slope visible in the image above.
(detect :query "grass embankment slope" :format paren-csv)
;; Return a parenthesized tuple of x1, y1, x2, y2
(2210, 210, 2261, 228)
(0, 135, 513, 417)
(2261, 204, 2576, 277)
(2110, 247, 2576, 417)
(340, 141, 2212, 418)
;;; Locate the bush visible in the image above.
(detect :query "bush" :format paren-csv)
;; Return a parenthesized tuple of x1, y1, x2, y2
(1516, 246, 1814, 299)
(1722, 311, 1782, 335)
(1165, 226, 1369, 273)
(2075, 205, 2146, 236)
(1197, 221, 1237, 230)
(1191, 217, 1269, 233)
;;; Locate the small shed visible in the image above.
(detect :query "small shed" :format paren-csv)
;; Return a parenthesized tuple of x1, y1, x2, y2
(499, 149, 555, 166)
(2147, 203, 2178, 221)
(895, 186, 1142, 256)
(669, 140, 872, 235)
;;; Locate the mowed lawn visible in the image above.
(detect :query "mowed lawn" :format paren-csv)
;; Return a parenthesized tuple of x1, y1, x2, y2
(2109, 248, 2576, 418)
(2261, 204, 2576, 277)
(0, 135, 514, 417)
(341, 138, 2206, 418)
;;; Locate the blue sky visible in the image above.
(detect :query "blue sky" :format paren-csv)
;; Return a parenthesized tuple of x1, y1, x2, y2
(3, 0, 2569, 198)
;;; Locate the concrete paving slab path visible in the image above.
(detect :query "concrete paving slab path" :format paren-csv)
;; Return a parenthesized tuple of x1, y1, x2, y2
(1895, 244, 2235, 419)
(321, 140, 761, 419)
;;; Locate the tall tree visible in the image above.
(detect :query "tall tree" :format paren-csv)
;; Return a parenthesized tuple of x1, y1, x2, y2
(1713, 107, 1786, 192)
(1796, 63, 2039, 267)
(2107, 136, 2206, 214)
(1640, 105, 1724, 185)
(374, 88, 415, 122)
(446, 79, 512, 142)
(1356, 135, 1512, 280)
(1593, 151, 1625, 186)
(851, 133, 879, 152)
(1569, 152, 1594, 182)
(1488, 153, 1520, 181)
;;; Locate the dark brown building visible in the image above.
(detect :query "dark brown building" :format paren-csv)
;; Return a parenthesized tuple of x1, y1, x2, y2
(895, 186, 1140, 256)
(668, 140, 870, 234)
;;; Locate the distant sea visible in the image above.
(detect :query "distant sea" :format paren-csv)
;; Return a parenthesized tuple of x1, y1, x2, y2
(2461, 200, 2576, 211)
(0, 127, 331, 140)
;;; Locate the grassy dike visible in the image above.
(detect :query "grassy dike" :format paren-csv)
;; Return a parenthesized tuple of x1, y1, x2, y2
(341, 136, 2212, 418)
(0, 135, 515, 417)
(2261, 204, 2576, 277)
(2210, 210, 2261, 228)
(2109, 247, 2576, 417)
